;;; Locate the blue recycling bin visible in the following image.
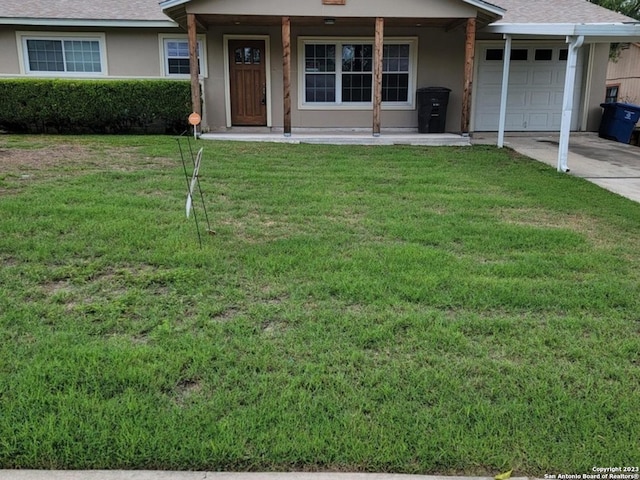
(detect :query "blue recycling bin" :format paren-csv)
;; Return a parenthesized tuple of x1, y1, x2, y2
(598, 102, 640, 144)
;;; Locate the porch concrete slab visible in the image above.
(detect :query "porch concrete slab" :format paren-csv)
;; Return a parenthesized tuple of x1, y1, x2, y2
(200, 132, 471, 147)
(0, 473, 534, 480)
(472, 132, 640, 204)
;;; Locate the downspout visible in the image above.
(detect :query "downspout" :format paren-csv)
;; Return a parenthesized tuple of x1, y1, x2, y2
(497, 34, 512, 148)
(557, 35, 584, 172)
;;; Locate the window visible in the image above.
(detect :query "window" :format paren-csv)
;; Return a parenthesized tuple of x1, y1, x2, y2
(485, 48, 529, 61)
(486, 49, 504, 61)
(535, 49, 553, 61)
(605, 85, 619, 103)
(21, 34, 104, 74)
(160, 35, 206, 77)
(559, 49, 568, 61)
(301, 38, 415, 108)
(510, 49, 528, 61)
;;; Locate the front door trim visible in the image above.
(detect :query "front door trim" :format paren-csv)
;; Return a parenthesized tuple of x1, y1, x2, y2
(223, 34, 272, 128)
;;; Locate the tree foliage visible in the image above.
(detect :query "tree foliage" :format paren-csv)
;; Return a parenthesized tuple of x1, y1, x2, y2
(588, 0, 640, 20)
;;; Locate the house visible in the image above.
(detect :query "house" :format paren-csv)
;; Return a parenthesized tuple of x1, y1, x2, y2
(0, 1, 186, 83)
(1, 0, 640, 168)
(606, 42, 640, 105)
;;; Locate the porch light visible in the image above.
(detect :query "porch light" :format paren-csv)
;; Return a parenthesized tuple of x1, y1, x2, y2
(324, 18, 336, 25)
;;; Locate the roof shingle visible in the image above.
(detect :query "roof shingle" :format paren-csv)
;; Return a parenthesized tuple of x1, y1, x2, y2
(0, 0, 167, 21)
(491, 0, 638, 24)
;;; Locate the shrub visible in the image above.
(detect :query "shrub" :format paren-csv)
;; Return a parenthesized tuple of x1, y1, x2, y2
(0, 79, 192, 134)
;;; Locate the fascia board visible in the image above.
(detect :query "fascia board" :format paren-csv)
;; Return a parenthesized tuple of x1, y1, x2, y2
(160, 0, 192, 10)
(486, 22, 640, 38)
(0, 18, 178, 28)
(463, 0, 505, 17)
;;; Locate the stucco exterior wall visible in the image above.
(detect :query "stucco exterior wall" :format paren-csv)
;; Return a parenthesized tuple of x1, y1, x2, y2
(0, 29, 20, 75)
(585, 42, 611, 131)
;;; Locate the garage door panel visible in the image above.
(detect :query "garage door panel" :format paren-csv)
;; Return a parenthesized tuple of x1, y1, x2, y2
(530, 91, 552, 107)
(474, 43, 582, 132)
(509, 70, 529, 86)
(507, 91, 527, 107)
(532, 69, 555, 86)
(528, 113, 553, 129)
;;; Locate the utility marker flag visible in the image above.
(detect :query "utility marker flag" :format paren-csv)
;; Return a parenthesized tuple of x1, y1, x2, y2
(186, 147, 203, 218)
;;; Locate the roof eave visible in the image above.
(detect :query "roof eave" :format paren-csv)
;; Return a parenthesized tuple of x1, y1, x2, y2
(0, 17, 178, 28)
(485, 22, 640, 40)
(160, 0, 191, 11)
(463, 0, 505, 18)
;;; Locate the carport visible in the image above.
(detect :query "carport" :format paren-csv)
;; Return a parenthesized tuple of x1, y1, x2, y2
(484, 14, 640, 173)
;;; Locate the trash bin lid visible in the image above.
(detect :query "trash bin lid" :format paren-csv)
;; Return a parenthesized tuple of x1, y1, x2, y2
(418, 86, 451, 93)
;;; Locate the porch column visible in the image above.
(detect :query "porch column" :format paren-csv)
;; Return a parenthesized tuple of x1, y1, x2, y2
(461, 17, 476, 134)
(373, 17, 384, 136)
(282, 16, 292, 136)
(187, 13, 201, 117)
(557, 35, 584, 172)
(497, 34, 512, 148)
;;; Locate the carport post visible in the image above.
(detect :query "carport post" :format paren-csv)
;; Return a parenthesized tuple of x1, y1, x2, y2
(497, 35, 512, 148)
(557, 35, 584, 173)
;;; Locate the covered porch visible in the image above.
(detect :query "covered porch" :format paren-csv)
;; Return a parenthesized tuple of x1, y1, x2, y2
(160, 0, 505, 136)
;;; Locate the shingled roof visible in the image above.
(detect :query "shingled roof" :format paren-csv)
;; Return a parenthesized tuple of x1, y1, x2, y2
(491, 0, 638, 24)
(0, 0, 169, 22)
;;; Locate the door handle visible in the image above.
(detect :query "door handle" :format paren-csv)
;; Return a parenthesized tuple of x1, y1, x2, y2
(261, 85, 266, 105)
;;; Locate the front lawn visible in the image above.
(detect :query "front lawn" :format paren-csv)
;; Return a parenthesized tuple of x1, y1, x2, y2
(0, 135, 638, 474)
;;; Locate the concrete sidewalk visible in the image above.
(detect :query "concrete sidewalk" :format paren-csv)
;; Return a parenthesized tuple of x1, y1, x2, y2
(0, 473, 533, 480)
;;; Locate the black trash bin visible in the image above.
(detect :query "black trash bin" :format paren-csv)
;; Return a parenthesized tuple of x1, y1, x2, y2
(598, 102, 640, 144)
(417, 87, 451, 133)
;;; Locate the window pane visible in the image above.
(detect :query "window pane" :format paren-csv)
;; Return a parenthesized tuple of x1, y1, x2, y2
(559, 49, 568, 61)
(511, 49, 528, 61)
(535, 49, 553, 61)
(305, 44, 335, 73)
(342, 44, 372, 72)
(64, 40, 101, 72)
(486, 49, 503, 61)
(26, 39, 64, 71)
(382, 73, 408, 102)
(305, 74, 336, 102)
(342, 73, 372, 102)
(168, 58, 190, 75)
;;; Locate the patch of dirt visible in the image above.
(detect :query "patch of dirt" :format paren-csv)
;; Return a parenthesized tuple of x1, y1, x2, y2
(0, 142, 175, 190)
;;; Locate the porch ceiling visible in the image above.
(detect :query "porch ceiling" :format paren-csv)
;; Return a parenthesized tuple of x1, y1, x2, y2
(195, 14, 474, 29)
(165, 7, 496, 32)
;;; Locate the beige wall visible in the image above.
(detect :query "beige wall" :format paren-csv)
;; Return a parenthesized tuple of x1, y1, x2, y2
(188, 0, 477, 19)
(585, 43, 612, 131)
(203, 24, 467, 132)
(0, 29, 20, 75)
(607, 43, 640, 104)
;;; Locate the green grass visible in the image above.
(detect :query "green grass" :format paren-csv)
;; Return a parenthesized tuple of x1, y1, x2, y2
(0, 135, 639, 474)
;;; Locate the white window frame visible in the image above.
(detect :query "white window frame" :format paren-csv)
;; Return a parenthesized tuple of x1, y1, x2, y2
(17, 32, 107, 76)
(298, 36, 418, 111)
(159, 34, 208, 78)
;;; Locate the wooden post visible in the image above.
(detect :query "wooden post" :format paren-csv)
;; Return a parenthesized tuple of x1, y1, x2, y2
(461, 17, 476, 134)
(373, 17, 384, 136)
(282, 16, 292, 136)
(187, 13, 201, 117)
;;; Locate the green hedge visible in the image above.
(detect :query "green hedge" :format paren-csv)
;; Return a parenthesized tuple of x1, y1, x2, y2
(0, 79, 192, 134)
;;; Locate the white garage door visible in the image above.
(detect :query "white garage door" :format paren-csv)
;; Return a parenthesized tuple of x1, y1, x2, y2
(474, 43, 582, 132)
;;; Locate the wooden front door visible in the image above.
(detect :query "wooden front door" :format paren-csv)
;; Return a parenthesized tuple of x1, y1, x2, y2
(229, 40, 267, 126)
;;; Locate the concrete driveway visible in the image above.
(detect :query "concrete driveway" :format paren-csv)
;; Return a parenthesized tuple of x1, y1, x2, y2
(473, 132, 640, 203)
